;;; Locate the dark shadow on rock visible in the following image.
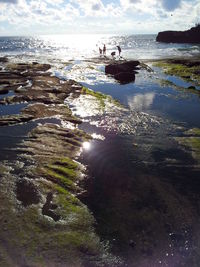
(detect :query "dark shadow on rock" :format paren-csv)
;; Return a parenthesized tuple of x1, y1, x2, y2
(105, 60, 140, 84)
(42, 192, 60, 222)
(0, 57, 8, 63)
(16, 179, 41, 207)
(114, 72, 136, 84)
(0, 88, 9, 95)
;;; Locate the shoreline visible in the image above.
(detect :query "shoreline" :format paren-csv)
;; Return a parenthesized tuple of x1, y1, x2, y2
(0, 54, 200, 266)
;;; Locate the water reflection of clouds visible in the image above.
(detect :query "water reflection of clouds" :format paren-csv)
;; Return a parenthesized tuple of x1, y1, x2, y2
(66, 92, 162, 135)
(128, 93, 155, 111)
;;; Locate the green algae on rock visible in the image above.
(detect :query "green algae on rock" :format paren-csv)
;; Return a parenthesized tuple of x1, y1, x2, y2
(185, 128, 200, 136)
(81, 86, 107, 108)
(158, 79, 200, 99)
(81, 86, 123, 111)
(0, 60, 121, 266)
(176, 128, 200, 164)
(81, 86, 122, 108)
(0, 168, 119, 267)
(154, 59, 200, 86)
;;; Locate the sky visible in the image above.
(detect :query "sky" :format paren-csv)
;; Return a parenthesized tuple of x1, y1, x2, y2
(0, 0, 199, 35)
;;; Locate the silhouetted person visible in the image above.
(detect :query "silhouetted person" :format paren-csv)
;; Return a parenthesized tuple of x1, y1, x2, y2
(99, 47, 102, 56)
(117, 46, 121, 57)
(103, 44, 106, 55)
(111, 51, 116, 58)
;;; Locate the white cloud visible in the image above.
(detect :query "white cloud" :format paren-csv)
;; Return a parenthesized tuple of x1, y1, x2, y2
(0, 0, 199, 35)
(128, 93, 155, 111)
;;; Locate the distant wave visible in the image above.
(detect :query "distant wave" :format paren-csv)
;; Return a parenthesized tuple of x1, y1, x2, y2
(0, 34, 200, 61)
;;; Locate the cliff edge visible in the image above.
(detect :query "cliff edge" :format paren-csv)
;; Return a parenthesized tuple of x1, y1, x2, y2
(156, 25, 200, 43)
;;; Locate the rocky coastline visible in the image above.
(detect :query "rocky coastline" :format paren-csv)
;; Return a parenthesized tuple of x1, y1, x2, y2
(1, 54, 200, 267)
(0, 57, 120, 267)
(156, 24, 200, 43)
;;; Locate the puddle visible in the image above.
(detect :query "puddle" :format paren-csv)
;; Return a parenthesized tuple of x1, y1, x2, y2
(167, 75, 194, 88)
(0, 117, 62, 162)
(0, 91, 14, 100)
(0, 103, 28, 116)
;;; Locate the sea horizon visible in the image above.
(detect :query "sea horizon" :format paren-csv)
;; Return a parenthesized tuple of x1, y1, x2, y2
(1, 34, 200, 62)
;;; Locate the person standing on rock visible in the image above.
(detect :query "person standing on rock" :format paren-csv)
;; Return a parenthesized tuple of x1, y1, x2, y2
(103, 44, 106, 56)
(117, 46, 121, 57)
(99, 47, 102, 56)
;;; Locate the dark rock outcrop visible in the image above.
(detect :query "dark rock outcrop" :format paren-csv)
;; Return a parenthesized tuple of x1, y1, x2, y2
(169, 58, 200, 67)
(105, 60, 140, 75)
(42, 192, 60, 222)
(0, 114, 34, 126)
(114, 72, 136, 84)
(0, 88, 9, 95)
(16, 179, 41, 207)
(105, 60, 140, 84)
(0, 57, 8, 63)
(156, 25, 200, 43)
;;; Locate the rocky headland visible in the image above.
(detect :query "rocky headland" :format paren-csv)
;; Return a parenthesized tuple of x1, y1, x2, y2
(156, 24, 200, 43)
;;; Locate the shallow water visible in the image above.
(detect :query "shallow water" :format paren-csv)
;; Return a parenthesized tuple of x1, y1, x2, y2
(64, 59, 200, 266)
(0, 117, 62, 162)
(0, 102, 27, 116)
(1, 35, 200, 266)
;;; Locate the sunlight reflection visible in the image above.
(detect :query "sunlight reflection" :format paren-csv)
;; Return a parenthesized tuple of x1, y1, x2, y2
(82, 141, 91, 150)
(91, 133, 105, 140)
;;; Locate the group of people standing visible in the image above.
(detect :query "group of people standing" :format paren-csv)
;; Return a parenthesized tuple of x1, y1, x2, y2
(99, 44, 121, 58)
(99, 44, 106, 56)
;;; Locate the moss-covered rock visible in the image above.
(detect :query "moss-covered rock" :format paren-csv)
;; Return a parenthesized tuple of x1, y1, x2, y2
(0, 122, 119, 266)
(176, 128, 200, 164)
(154, 59, 200, 86)
(81, 86, 122, 110)
(0, 62, 120, 266)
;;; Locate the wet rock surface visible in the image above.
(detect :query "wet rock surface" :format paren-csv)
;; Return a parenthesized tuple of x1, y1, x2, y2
(153, 58, 200, 89)
(114, 72, 136, 84)
(0, 114, 34, 126)
(105, 60, 140, 84)
(22, 103, 82, 124)
(0, 61, 82, 126)
(0, 57, 8, 63)
(0, 60, 119, 267)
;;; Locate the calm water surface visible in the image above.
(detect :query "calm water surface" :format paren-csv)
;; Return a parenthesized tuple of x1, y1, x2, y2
(67, 62, 200, 266)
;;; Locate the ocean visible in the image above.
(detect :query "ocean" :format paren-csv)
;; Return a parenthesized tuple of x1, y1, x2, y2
(0, 34, 200, 62)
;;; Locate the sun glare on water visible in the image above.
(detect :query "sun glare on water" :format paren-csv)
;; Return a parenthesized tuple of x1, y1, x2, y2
(82, 141, 91, 150)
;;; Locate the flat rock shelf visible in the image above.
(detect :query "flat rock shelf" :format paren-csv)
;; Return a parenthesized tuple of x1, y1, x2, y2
(0, 58, 120, 267)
